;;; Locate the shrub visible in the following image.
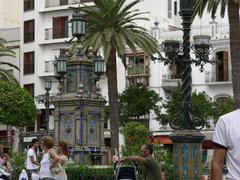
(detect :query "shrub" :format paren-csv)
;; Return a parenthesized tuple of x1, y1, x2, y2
(66, 165, 114, 180)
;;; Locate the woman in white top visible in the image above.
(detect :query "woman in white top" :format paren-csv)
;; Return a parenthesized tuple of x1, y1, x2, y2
(39, 136, 58, 180)
(55, 140, 68, 180)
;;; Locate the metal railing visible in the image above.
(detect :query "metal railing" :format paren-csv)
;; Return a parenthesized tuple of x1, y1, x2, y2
(45, 0, 93, 8)
(162, 73, 181, 80)
(127, 65, 149, 76)
(155, 23, 229, 42)
(205, 70, 232, 83)
(45, 60, 55, 72)
(45, 26, 72, 40)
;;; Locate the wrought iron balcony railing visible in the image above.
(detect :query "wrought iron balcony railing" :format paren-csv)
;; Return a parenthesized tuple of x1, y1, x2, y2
(45, 26, 72, 40)
(153, 23, 229, 42)
(127, 65, 149, 76)
(45, 0, 93, 8)
(205, 70, 232, 83)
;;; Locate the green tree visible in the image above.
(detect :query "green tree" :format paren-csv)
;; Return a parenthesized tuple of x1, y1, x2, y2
(0, 81, 37, 127)
(0, 37, 19, 83)
(119, 85, 161, 125)
(121, 122, 149, 156)
(194, 0, 240, 109)
(212, 96, 235, 123)
(81, 0, 159, 150)
(157, 88, 213, 128)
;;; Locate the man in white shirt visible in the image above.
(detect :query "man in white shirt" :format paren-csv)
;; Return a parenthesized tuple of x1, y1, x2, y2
(211, 109, 240, 179)
(26, 138, 40, 180)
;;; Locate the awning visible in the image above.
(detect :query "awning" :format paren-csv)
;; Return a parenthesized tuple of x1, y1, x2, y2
(159, 136, 173, 144)
(202, 140, 214, 149)
(150, 136, 173, 144)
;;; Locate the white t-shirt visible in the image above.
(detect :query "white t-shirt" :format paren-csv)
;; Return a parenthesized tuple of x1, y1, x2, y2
(212, 109, 240, 179)
(26, 148, 38, 170)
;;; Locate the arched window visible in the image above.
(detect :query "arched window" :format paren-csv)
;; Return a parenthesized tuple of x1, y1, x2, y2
(215, 95, 230, 105)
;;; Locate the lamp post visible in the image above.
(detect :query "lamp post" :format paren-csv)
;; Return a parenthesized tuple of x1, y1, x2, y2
(54, 8, 105, 87)
(45, 79, 52, 131)
(52, 7, 106, 164)
(151, 0, 214, 179)
(36, 79, 52, 131)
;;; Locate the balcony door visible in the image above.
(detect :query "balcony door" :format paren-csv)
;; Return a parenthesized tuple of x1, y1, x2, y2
(53, 16, 68, 39)
(216, 51, 229, 81)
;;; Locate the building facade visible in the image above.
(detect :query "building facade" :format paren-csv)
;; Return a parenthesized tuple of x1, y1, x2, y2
(19, 0, 233, 165)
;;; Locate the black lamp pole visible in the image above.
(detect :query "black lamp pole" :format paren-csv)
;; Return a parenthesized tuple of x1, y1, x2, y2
(45, 79, 52, 131)
(180, 0, 194, 129)
(170, 1, 205, 179)
(151, 0, 215, 178)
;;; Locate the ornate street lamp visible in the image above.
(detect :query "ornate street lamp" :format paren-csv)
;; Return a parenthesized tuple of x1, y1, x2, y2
(52, 8, 106, 165)
(70, 9, 86, 40)
(44, 79, 52, 131)
(94, 55, 105, 77)
(54, 53, 67, 83)
(151, 0, 215, 179)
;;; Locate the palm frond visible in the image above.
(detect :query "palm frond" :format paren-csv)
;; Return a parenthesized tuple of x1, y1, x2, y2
(0, 62, 20, 70)
(0, 37, 16, 58)
(0, 68, 18, 84)
(81, 0, 159, 61)
(193, 0, 229, 19)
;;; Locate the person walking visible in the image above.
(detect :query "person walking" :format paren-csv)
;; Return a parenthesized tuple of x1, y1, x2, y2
(26, 138, 40, 180)
(55, 140, 68, 180)
(39, 136, 58, 180)
(119, 144, 161, 180)
(211, 109, 240, 179)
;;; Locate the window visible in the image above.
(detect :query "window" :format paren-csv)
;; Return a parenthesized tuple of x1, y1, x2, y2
(24, 0, 34, 11)
(24, 20, 35, 43)
(215, 96, 230, 104)
(168, 0, 172, 19)
(216, 51, 229, 81)
(24, 52, 34, 75)
(174, 1, 178, 15)
(52, 16, 68, 39)
(24, 83, 34, 97)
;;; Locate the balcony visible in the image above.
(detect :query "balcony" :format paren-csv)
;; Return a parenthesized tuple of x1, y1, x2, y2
(205, 71, 232, 85)
(162, 74, 181, 92)
(45, 60, 54, 73)
(127, 65, 149, 77)
(155, 23, 229, 42)
(45, 0, 93, 8)
(45, 26, 72, 40)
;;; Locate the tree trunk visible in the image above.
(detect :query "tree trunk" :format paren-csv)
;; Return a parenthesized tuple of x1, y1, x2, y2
(228, 0, 240, 109)
(106, 48, 120, 154)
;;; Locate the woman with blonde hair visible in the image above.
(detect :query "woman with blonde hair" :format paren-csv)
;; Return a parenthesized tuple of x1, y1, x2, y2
(39, 136, 58, 180)
(55, 140, 68, 180)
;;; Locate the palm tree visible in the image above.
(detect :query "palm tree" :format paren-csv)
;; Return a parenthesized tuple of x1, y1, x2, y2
(194, 0, 240, 109)
(0, 37, 18, 83)
(80, 0, 159, 152)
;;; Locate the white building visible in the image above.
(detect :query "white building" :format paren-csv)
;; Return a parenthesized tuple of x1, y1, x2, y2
(19, 0, 233, 164)
(0, 0, 20, 28)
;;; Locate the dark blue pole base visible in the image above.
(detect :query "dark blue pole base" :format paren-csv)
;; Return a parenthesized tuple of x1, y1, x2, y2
(169, 130, 205, 180)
